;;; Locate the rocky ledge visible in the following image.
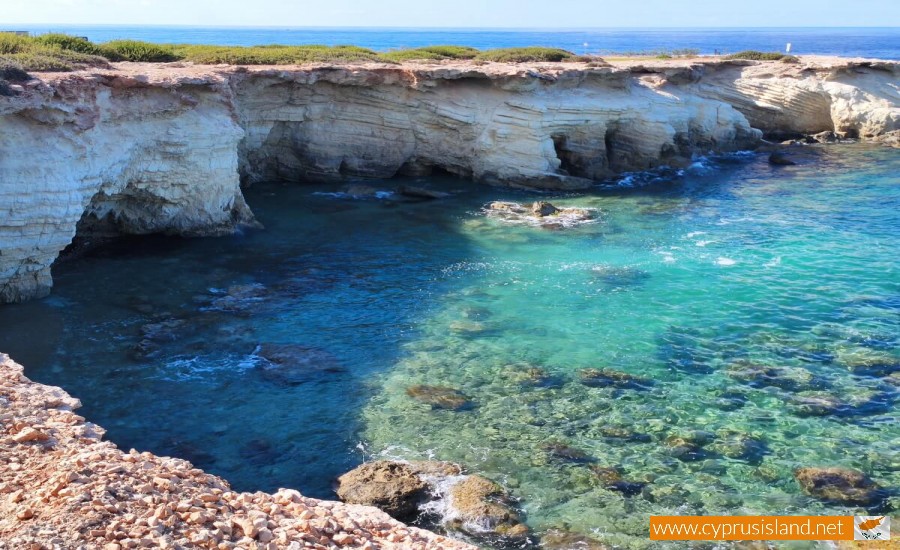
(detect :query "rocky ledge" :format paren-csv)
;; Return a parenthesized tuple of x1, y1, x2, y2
(0, 354, 474, 550)
(0, 56, 898, 304)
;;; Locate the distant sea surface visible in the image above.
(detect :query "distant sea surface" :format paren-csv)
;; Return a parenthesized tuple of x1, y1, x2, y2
(9, 26, 900, 59)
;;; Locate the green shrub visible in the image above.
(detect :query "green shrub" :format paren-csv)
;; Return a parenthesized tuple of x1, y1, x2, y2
(34, 33, 102, 55)
(380, 45, 479, 62)
(474, 47, 575, 63)
(100, 40, 179, 62)
(3, 52, 73, 71)
(724, 50, 792, 61)
(0, 33, 32, 54)
(173, 44, 382, 64)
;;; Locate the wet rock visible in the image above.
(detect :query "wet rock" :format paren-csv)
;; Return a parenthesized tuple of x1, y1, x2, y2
(794, 467, 886, 506)
(406, 460, 463, 478)
(725, 361, 819, 392)
(810, 130, 838, 143)
(768, 151, 796, 165)
(503, 364, 557, 388)
(531, 201, 560, 217)
(590, 466, 647, 497)
(140, 318, 186, 343)
(597, 426, 652, 443)
(542, 442, 593, 463)
(541, 528, 610, 550)
(254, 343, 345, 386)
(579, 368, 653, 390)
(406, 385, 473, 410)
(710, 388, 748, 411)
(643, 485, 691, 507)
(335, 461, 430, 521)
(448, 475, 529, 542)
(590, 265, 651, 288)
(397, 186, 451, 200)
(709, 431, 768, 463)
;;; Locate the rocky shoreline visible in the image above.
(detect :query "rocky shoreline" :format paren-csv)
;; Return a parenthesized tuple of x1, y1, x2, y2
(1, 56, 898, 304)
(0, 354, 474, 549)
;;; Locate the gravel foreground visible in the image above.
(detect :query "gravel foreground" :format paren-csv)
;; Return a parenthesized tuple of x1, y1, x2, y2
(0, 354, 474, 550)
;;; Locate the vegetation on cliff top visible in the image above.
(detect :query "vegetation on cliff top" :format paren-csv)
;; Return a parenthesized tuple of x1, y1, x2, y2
(1, 32, 595, 73)
(724, 50, 799, 62)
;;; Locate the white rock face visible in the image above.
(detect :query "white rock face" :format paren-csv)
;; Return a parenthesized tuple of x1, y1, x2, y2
(0, 58, 897, 303)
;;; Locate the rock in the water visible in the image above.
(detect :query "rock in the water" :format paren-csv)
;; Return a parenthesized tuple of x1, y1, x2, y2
(709, 431, 768, 463)
(543, 442, 593, 463)
(794, 467, 885, 506)
(579, 368, 654, 390)
(810, 130, 838, 143)
(406, 385, 473, 410)
(590, 466, 647, 497)
(335, 461, 430, 521)
(726, 361, 819, 392)
(590, 265, 651, 288)
(397, 186, 451, 200)
(769, 151, 797, 165)
(787, 392, 849, 417)
(254, 343, 345, 386)
(208, 283, 268, 313)
(665, 432, 714, 462)
(541, 528, 610, 550)
(531, 201, 560, 217)
(836, 348, 900, 377)
(448, 475, 529, 542)
(597, 426, 652, 443)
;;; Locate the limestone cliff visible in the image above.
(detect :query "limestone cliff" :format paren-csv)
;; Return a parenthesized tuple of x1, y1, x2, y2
(0, 57, 898, 303)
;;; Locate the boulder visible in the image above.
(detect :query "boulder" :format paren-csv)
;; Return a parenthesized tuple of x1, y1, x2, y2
(254, 343, 345, 386)
(531, 201, 560, 217)
(794, 467, 885, 506)
(406, 385, 473, 410)
(768, 151, 797, 165)
(579, 368, 653, 390)
(335, 461, 430, 521)
(448, 475, 529, 541)
(810, 130, 838, 143)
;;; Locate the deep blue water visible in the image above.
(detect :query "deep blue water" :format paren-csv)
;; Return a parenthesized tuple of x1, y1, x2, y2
(8, 25, 900, 59)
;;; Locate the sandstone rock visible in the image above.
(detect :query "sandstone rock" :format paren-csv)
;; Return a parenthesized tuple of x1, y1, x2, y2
(579, 368, 654, 390)
(794, 467, 885, 506)
(335, 461, 429, 521)
(406, 385, 473, 410)
(12, 427, 49, 443)
(531, 201, 560, 217)
(811, 130, 838, 143)
(447, 475, 529, 542)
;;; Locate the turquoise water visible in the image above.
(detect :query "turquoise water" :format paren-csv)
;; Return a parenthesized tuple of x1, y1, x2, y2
(0, 145, 897, 548)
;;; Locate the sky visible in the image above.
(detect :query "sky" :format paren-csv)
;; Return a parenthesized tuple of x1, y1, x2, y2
(2, 0, 899, 28)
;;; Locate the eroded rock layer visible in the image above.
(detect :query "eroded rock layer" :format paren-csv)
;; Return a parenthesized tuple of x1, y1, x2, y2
(1, 57, 898, 303)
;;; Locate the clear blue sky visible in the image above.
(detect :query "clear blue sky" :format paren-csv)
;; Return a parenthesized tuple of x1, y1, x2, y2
(3, 0, 899, 27)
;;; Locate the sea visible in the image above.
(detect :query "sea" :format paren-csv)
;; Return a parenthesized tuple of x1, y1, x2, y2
(8, 25, 900, 59)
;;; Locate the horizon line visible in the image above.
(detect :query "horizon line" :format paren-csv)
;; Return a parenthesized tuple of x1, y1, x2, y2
(4, 24, 900, 30)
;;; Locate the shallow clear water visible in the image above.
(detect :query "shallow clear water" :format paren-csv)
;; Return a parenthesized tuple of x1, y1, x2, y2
(0, 145, 897, 548)
(11, 25, 900, 59)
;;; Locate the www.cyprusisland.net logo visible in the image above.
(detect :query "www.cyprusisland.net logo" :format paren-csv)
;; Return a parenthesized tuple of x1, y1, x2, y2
(854, 516, 890, 541)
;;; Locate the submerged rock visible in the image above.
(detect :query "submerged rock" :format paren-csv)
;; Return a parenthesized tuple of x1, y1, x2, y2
(407, 385, 473, 410)
(597, 426, 652, 443)
(590, 466, 647, 497)
(579, 368, 654, 390)
(207, 283, 268, 314)
(541, 528, 611, 550)
(335, 461, 429, 521)
(665, 431, 715, 462)
(725, 361, 819, 392)
(254, 343, 345, 386)
(542, 442, 594, 463)
(448, 475, 529, 542)
(709, 431, 768, 463)
(768, 151, 797, 165)
(794, 467, 886, 506)
(787, 392, 849, 417)
(343, 184, 381, 198)
(836, 348, 900, 377)
(397, 186, 451, 200)
(589, 265, 652, 288)
(531, 201, 560, 217)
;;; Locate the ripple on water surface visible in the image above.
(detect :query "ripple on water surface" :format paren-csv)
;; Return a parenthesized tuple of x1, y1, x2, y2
(0, 146, 897, 548)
